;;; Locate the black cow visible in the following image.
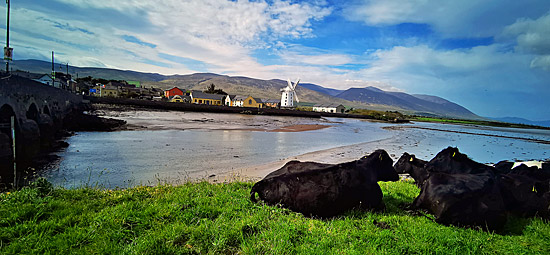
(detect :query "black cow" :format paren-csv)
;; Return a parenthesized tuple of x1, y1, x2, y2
(394, 152, 428, 187)
(250, 149, 399, 217)
(413, 171, 507, 230)
(510, 163, 550, 181)
(412, 147, 506, 230)
(498, 173, 550, 218)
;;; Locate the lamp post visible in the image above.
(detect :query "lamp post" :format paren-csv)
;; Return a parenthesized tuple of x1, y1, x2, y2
(4, 0, 11, 73)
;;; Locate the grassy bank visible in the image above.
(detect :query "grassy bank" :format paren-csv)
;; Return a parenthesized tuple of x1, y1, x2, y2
(1, 180, 549, 254)
(410, 116, 550, 130)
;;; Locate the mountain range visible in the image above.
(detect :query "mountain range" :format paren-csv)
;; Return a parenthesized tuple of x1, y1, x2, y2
(12, 59, 481, 119)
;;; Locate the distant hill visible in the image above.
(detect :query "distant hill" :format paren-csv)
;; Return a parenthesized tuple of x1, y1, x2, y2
(490, 117, 550, 128)
(11, 59, 480, 119)
(299, 83, 343, 96)
(333, 87, 479, 119)
(11, 59, 166, 82)
(150, 74, 362, 107)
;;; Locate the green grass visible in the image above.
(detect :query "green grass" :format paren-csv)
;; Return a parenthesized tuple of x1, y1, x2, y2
(411, 116, 550, 130)
(348, 109, 406, 121)
(1, 179, 549, 254)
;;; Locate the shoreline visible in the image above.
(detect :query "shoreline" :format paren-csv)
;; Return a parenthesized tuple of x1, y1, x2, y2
(95, 105, 335, 133)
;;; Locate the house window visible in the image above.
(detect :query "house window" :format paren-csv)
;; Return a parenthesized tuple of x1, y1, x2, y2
(249, 99, 252, 105)
(199, 100, 202, 104)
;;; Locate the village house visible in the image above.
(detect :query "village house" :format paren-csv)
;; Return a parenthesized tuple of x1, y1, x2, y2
(242, 96, 264, 108)
(312, 103, 346, 113)
(92, 84, 120, 97)
(224, 95, 237, 106)
(169, 94, 191, 103)
(34, 74, 54, 86)
(262, 99, 280, 108)
(190, 90, 225, 105)
(164, 87, 185, 98)
(230, 95, 248, 107)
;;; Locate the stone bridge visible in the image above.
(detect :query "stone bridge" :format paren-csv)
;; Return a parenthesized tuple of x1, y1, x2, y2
(0, 73, 82, 186)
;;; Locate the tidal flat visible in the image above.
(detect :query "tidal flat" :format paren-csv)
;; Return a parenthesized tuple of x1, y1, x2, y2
(39, 110, 550, 188)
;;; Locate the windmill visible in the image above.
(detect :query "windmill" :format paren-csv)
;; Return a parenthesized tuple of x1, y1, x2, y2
(280, 78, 300, 108)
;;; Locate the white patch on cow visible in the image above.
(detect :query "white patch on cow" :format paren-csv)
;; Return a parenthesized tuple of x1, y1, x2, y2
(512, 161, 543, 169)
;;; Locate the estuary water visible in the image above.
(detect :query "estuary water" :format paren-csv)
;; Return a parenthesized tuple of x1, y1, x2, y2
(42, 115, 550, 188)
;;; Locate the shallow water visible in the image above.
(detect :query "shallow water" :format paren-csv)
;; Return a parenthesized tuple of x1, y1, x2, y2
(42, 116, 550, 188)
(44, 118, 393, 188)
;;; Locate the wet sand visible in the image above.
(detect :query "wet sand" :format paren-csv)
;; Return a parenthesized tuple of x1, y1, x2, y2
(97, 108, 332, 132)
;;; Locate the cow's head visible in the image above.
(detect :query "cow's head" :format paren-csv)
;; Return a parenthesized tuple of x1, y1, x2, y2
(395, 152, 415, 174)
(357, 149, 399, 182)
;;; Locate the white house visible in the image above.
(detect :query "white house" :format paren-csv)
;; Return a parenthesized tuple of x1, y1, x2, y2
(34, 74, 54, 86)
(231, 95, 248, 107)
(312, 103, 346, 113)
(224, 95, 236, 106)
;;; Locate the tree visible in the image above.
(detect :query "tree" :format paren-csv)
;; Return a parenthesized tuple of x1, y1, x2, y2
(203, 83, 227, 95)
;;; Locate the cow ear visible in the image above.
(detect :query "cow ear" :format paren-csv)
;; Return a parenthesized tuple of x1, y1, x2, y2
(409, 156, 414, 162)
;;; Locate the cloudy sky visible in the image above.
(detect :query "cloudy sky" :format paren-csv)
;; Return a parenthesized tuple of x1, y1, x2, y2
(2, 0, 550, 120)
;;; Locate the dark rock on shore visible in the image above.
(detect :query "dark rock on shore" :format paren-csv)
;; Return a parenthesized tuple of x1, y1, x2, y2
(63, 111, 127, 132)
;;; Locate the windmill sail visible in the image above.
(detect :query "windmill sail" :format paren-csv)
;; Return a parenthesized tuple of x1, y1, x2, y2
(280, 78, 300, 107)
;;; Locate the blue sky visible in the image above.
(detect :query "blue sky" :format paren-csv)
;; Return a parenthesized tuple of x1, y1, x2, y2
(1, 0, 550, 120)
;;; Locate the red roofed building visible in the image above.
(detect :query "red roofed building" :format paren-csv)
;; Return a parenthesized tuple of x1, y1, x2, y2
(164, 87, 184, 98)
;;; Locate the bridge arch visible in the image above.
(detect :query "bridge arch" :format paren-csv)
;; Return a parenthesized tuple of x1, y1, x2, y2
(0, 103, 17, 133)
(26, 103, 39, 122)
(43, 105, 51, 116)
(0, 104, 16, 165)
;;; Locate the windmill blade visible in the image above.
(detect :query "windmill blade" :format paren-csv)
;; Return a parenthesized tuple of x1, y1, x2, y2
(293, 91, 300, 103)
(287, 79, 293, 89)
(293, 78, 300, 89)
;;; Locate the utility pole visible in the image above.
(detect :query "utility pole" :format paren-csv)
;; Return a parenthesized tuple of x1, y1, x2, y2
(4, 0, 12, 73)
(51, 51, 55, 86)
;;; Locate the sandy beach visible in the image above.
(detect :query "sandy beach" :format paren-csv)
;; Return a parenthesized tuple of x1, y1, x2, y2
(95, 107, 333, 132)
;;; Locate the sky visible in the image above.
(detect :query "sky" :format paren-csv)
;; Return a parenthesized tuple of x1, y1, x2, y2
(1, 0, 550, 120)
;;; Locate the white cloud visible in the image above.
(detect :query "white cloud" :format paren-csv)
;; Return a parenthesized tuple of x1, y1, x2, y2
(501, 12, 550, 70)
(276, 44, 354, 66)
(350, 44, 550, 119)
(343, 0, 550, 38)
(5, 1, 331, 76)
(56, 0, 331, 46)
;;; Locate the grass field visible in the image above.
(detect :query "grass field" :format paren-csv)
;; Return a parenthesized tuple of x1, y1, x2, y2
(1, 179, 549, 254)
(410, 117, 550, 130)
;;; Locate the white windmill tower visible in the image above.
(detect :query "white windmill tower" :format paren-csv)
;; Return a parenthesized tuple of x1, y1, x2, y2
(280, 78, 300, 108)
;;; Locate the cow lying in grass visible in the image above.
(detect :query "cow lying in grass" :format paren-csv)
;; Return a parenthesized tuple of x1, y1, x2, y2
(250, 149, 399, 217)
(405, 147, 550, 230)
(411, 147, 507, 230)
